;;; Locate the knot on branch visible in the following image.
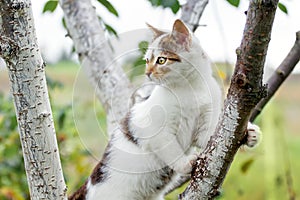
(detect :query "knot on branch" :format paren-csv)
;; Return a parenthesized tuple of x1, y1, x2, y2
(260, 83, 268, 99)
(296, 31, 300, 41)
(235, 72, 254, 92)
(236, 73, 247, 87)
(254, 0, 278, 8)
(261, 0, 277, 7)
(10, 0, 29, 10)
(0, 36, 19, 59)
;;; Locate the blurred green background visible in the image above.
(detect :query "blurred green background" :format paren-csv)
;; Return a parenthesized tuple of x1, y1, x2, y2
(0, 60, 299, 200)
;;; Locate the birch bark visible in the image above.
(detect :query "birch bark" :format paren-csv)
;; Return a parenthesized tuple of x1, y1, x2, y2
(59, 0, 132, 134)
(0, 0, 67, 199)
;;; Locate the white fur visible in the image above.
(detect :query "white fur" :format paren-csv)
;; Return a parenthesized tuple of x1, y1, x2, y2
(86, 34, 222, 199)
(84, 21, 260, 200)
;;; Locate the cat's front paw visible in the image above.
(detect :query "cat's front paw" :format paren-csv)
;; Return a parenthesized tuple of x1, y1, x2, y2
(172, 154, 197, 174)
(245, 122, 261, 148)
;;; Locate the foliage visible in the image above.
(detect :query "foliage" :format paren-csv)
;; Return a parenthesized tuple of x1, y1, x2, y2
(129, 41, 149, 80)
(42, 0, 58, 13)
(278, 2, 288, 14)
(225, 0, 288, 14)
(0, 93, 29, 200)
(42, 0, 118, 37)
(226, 0, 240, 7)
(147, 0, 180, 14)
(97, 0, 119, 17)
(0, 70, 93, 199)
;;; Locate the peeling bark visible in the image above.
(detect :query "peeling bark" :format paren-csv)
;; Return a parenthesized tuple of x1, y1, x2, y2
(0, 0, 67, 199)
(179, 0, 279, 199)
(59, 0, 133, 134)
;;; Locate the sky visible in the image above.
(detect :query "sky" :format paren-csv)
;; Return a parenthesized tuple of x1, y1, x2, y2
(29, 0, 300, 73)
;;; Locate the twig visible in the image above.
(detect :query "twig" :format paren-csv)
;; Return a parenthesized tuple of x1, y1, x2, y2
(180, 0, 209, 32)
(250, 31, 300, 122)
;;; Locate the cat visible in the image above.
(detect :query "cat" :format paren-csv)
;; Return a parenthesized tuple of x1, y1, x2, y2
(69, 19, 260, 200)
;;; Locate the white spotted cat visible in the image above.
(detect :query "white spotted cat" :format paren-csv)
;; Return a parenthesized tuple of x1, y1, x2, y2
(69, 19, 260, 200)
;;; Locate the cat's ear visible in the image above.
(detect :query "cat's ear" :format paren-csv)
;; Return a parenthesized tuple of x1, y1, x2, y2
(171, 19, 191, 50)
(146, 23, 166, 40)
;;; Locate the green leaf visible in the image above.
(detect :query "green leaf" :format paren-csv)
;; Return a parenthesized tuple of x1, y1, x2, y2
(226, 0, 240, 7)
(97, 0, 119, 17)
(46, 75, 63, 90)
(161, 0, 180, 14)
(58, 109, 66, 130)
(104, 23, 118, 37)
(148, 0, 180, 14)
(278, 2, 288, 14)
(42, 0, 58, 13)
(240, 158, 254, 174)
(138, 41, 149, 55)
(148, 0, 161, 6)
(57, 105, 71, 130)
(62, 17, 67, 29)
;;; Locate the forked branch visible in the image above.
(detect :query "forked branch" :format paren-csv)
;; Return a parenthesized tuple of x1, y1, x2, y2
(250, 31, 300, 122)
(59, 0, 132, 134)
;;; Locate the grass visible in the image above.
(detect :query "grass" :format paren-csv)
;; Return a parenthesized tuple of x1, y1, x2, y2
(46, 60, 109, 162)
(1, 60, 299, 199)
(219, 102, 300, 200)
(167, 102, 300, 199)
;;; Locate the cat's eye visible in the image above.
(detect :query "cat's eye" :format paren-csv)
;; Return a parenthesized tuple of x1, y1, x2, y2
(156, 57, 167, 65)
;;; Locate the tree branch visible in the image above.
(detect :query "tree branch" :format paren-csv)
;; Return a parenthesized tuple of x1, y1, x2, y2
(180, 0, 209, 32)
(0, 0, 67, 199)
(250, 31, 300, 122)
(179, 0, 279, 199)
(59, 0, 132, 134)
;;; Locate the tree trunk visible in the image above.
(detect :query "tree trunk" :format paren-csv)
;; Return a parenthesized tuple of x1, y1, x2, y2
(59, 0, 133, 134)
(179, 0, 279, 199)
(0, 0, 67, 199)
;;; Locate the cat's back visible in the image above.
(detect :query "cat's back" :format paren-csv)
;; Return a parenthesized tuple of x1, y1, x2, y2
(85, 130, 173, 200)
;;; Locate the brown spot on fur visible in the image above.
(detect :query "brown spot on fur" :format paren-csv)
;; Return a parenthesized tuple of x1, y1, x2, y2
(157, 20, 191, 52)
(90, 143, 111, 185)
(69, 144, 112, 199)
(172, 19, 191, 49)
(155, 166, 174, 191)
(159, 35, 179, 52)
(68, 181, 87, 200)
(121, 113, 138, 144)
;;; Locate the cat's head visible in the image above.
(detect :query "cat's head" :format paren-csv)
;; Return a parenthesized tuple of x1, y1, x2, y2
(144, 19, 208, 86)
